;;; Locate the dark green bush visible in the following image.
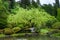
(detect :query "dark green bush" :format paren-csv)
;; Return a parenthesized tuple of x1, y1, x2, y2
(52, 22, 60, 29)
(0, 0, 9, 29)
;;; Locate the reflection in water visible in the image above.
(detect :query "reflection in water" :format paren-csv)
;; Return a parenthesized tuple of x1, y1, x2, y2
(0, 36, 60, 40)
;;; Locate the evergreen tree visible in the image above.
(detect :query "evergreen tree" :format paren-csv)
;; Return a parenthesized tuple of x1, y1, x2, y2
(54, 0, 59, 17)
(37, 0, 40, 5)
(9, 0, 15, 9)
(55, 0, 59, 8)
(21, 0, 30, 8)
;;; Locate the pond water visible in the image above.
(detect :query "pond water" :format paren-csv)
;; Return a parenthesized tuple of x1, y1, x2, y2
(0, 36, 60, 40)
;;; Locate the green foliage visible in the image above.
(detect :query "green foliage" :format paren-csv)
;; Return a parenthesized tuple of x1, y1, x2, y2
(0, 0, 9, 10)
(41, 4, 57, 16)
(40, 29, 49, 35)
(57, 8, 60, 21)
(12, 27, 21, 33)
(20, 0, 30, 8)
(11, 34, 20, 37)
(7, 6, 57, 33)
(4, 28, 14, 35)
(11, 33, 26, 37)
(0, 0, 9, 29)
(3, 1, 9, 10)
(52, 22, 60, 29)
(0, 0, 59, 36)
(0, 34, 5, 38)
(40, 29, 60, 36)
(51, 33, 60, 37)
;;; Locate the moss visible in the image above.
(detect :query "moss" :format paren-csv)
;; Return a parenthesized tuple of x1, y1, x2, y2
(0, 34, 5, 38)
(12, 27, 21, 33)
(11, 33, 26, 37)
(4, 28, 14, 35)
(11, 33, 32, 37)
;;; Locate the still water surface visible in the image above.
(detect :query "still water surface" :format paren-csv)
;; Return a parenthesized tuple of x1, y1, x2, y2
(0, 36, 60, 40)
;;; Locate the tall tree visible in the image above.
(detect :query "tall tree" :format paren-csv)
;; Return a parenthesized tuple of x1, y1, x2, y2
(21, 0, 30, 8)
(32, 0, 34, 4)
(54, 0, 59, 17)
(37, 0, 40, 5)
(55, 0, 59, 8)
(9, 0, 15, 9)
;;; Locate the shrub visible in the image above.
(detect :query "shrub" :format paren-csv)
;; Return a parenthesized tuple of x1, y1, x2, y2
(4, 28, 14, 35)
(51, 33, 60, 37)
(40, 29, 49, 35)
(52, 22, 60, 29)
(40, 29, 60, 35)
(12, 27, 21, 33)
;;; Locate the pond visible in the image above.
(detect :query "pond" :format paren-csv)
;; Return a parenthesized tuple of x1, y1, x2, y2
(0, 36, 60, 40)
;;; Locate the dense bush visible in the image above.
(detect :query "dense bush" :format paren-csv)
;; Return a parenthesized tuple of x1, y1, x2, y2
(7, 6, 57, 33)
